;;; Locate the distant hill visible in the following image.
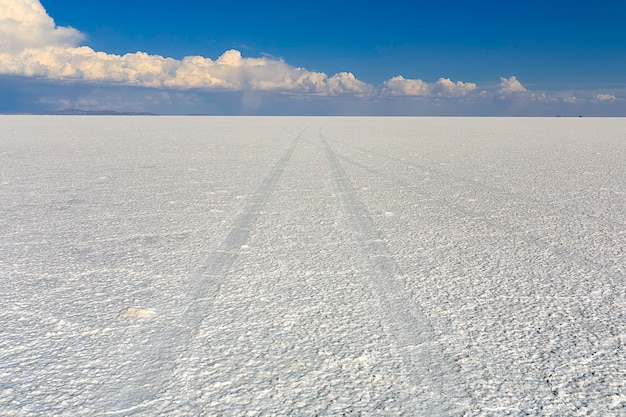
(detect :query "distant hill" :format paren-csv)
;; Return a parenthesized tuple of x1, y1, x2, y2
(46, 108, 158, 116)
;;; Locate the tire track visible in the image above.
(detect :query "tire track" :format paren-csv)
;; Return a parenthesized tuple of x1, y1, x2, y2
(112, 130, 304, 415)
(328, 137, 625, 291)
(327, 134, 626, 229)
(322, 131, 624, 413)
(184, 129, 304, 325)
(319, 130, 473, 414)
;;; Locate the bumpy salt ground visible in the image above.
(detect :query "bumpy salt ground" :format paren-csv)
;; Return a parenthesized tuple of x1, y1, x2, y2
(1, 116, 624, 415)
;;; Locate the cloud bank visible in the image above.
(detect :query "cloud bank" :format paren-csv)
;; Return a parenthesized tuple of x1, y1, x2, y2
(0, 0, 475, 99)
(382, 76, 477, 97)
(1, 45, 378, 95)
(0, 0, 622, 114)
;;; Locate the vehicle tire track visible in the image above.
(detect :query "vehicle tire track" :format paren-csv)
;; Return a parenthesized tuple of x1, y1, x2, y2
(115, 130, 304, 415)
(328, 138, 625, 292)
(327, 134, 626, 229)
(183, 129, 303, 325)
(319, 130, 473, 414)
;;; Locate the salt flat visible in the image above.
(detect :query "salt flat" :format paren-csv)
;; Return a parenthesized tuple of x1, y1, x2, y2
(1, 116, 625, 416)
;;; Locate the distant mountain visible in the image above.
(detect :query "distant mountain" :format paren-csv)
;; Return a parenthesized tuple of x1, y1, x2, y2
(45, 108, 158, 116)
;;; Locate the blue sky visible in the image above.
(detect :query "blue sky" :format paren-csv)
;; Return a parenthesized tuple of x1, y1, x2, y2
(1, 0, 625, 115)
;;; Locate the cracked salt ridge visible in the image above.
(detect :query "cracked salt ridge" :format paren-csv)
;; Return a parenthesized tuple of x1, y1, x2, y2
(1, 116, 625, 416)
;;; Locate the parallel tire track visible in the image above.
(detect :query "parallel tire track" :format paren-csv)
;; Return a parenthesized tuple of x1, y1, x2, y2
(133, 130, 303, 415)
(319, 130, 472, 414)
(328, 137, 625, 292)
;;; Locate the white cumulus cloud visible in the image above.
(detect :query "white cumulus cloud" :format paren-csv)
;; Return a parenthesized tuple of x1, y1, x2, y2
(431, 77, 477, 97)
(382, 76, 430, 96)
(326, 72, 375, 96)
(0, 0, 83, 52)
(4, 0, 619, 115)
(498, 76, 527, 94)
(594, 94, 616, 102)
(381, 75, 476, 97)
(0, 0, 376, 96)
(0, 44, 375, 95)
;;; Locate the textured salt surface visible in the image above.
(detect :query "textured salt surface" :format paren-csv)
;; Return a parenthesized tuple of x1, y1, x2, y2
(1, 116, 624, 415)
